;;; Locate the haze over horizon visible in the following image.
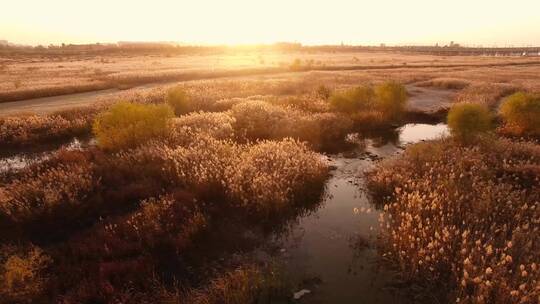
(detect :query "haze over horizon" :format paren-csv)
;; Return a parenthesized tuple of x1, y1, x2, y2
(2, 0, 540, 47)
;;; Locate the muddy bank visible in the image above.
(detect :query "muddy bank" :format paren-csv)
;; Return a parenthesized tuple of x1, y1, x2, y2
(406, 84, 456, 112)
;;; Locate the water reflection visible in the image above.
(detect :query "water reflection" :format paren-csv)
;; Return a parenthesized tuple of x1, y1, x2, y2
(0, 137, 95, 174)
(399, 123, 448, 144)
(361, 123, 449, 148)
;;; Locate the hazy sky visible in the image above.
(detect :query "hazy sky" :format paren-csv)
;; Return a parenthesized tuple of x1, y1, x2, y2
(2, 0, 540, 46)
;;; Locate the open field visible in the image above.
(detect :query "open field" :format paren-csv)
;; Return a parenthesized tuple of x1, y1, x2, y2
(1, 50, 540, 103)
(2, 54, 540, 117)
(0, 51, 539, 303)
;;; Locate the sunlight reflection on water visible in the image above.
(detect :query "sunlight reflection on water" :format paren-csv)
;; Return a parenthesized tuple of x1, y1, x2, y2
(399, 123, 449, 144)
(0, 137, 95, 173)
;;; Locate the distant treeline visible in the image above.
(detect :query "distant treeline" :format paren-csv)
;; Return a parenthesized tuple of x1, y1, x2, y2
(1, 42, 539, 57)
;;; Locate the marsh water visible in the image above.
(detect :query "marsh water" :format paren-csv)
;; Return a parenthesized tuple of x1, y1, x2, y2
(0, 137, 95, 174)
(0, 123, 449, 302)
(269, 123, 448, 303)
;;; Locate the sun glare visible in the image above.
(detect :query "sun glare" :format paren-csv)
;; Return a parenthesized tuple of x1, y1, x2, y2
(1, 0, 540, 46)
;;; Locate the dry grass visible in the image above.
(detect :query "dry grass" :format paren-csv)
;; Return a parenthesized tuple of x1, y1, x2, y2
(225, 139, 327, 213)
(455, 82, 519, 108)
(0, 245, 52, 302)
(178, 264, 289, 304)
(416, 77, 471, 90)
(1, 51, 538, 103)
(0, 103, 328, 302)
(368, 137, 540, 303)
(3, 59, 540, 118)
(0, 107, 98, 146)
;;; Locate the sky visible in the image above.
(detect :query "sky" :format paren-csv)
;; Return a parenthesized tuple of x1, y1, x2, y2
(1, 0, 540, 46)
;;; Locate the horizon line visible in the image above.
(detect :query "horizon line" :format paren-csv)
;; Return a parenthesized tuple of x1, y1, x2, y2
(2, 40, 540, 49)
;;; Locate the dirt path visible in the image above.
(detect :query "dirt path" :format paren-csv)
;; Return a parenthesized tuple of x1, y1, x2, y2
(406, 85, 456, 112)
(0, 83, 457, 118)
(0, 89, 119, 116)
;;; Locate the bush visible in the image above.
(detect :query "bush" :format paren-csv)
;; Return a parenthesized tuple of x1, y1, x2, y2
(500, 92, 540, 136)
(171, 111, 236, 140)
(269, 95, 330, 113)
(0, 245, 52, 302)
(0, 161, 97, 225)
(228, 100, 353, 149)
(329, 85, 374, 113)
(78, 194, 205, 259)
(225, 139, 327, 214)
(0, 110, 96, 147)
(229, 100, 287, 141)
(93, 101, 174, 151)
(447, 103, 492, 143)
(53, 193, 206, 304)
(166, 86, 192, 115)
(374, 81, 408, 120)
(316, 85, 332, 100)
(160, 136, 239, 195)
(329, 82, 408, 122)
(273, 112, 353, 150)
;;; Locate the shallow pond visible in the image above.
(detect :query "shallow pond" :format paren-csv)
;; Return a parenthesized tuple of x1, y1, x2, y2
(0, 137, 95, 173)
(270, 123, 448, 303)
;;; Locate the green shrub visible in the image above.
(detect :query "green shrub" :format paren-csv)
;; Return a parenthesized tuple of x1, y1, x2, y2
(447, 103, 492, 143)
(329, 85, 374, 113)
(93, 101, 173, 150)
(374, 81, 408, 120)
(166, 86, 192, 115)
(499, 92, 540, 135)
